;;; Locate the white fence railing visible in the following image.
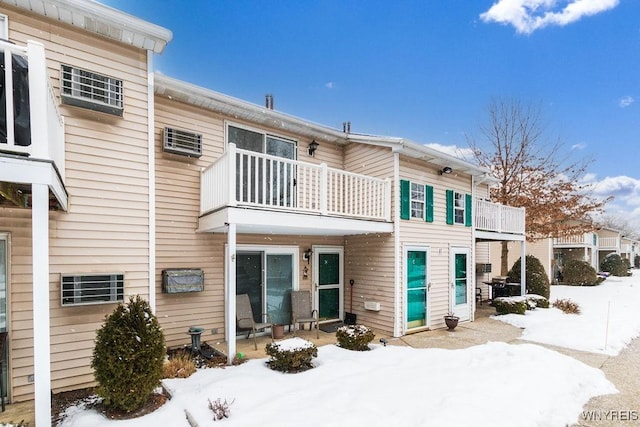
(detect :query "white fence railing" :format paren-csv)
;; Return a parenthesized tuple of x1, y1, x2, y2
(201, 143, 391, 221)
(0, 40, 65, 178)
(598, 237, 619, 250)
(553, 233, 595, 246)
(474, 199, 525, 235)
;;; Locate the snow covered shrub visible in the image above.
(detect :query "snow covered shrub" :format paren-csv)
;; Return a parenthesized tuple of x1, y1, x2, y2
(552, 298, 581, 314)
(492, 297, 527, 315)
(265, 338, 317, 373)
(163, 352, 196, 379)
(525, 294, 549, 309)
(563, 260, 598, 286)
(336, 324, 375, 351)
(600, 253, 629, 277)
(92, 296, 165, 412)
(508, 255, 550, 299)
(209, 397, 235, 421)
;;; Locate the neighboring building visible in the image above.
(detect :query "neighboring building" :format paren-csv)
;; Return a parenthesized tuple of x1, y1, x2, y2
(620, 236, 640, 267)
(0, 0, 525, 421)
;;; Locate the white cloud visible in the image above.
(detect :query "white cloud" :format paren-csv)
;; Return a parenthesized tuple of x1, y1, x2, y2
(325, 82, 335, 89)
(424, 143, 475, 161)
(480, 0, 620, 34)
(571, 142, 587, 150)
(619, 96, 634, 108)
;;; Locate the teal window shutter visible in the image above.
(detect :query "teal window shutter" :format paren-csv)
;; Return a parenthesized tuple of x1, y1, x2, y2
(465, 193, 472, 227)
(425, 185, 434, 222)
(400, 180, 410, 220)
(446, 189, 454, 225)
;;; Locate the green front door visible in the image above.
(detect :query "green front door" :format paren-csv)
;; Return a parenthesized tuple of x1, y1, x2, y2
(406, 248, 428, 329)
(315, 247, 343, 322)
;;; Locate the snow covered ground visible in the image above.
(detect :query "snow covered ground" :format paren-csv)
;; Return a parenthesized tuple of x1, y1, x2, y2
(59, 272, 640, 427)
(495, 271, 640, 355)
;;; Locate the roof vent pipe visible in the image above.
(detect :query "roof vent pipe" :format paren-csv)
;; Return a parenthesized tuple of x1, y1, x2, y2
(265, 94, 274, 110)
(342, 121, 351, 133)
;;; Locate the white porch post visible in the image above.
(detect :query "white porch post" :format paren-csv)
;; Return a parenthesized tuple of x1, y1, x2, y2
(520, 240, 526, 296)
(32, 183, 51, 425)
(226, 223, 237, 364)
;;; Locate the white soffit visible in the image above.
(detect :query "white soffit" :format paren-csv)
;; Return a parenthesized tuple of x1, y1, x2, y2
(1, 0, 172, 53)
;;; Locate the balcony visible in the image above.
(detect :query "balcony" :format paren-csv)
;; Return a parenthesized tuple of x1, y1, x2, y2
(474, 199, 525, 239)
(198, 143, 392, 235)
(598, 237, 619, 251)
(0, 40, 66, 210)
(553, 233, 596, 247)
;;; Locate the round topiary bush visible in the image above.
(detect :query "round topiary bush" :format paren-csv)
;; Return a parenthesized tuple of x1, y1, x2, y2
(600, 253, 629, 277)
(92, 295, 166, 413)
(507, 254, 550, 299)
(563, 259, 598, 286)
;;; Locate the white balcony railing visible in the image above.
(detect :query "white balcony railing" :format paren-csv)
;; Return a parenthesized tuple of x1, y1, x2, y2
(474, 199, 525, 235)
(553, 233, 595, 247)
(0, 40, 65, 179)
(201, 143, 391, 221)
(598, 237, 619, 250)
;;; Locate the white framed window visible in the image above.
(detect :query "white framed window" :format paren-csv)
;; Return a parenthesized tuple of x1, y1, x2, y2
(410, 182, 424, 219)
(60, 65, 123, 116)
(61, 273, 124, 306)
(454, 192, 465, 225)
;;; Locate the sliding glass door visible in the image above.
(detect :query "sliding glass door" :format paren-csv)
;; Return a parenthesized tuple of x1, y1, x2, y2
(236, 247, 296, 329)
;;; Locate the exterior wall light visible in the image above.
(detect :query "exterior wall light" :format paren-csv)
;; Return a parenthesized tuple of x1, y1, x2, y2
(308, 140, 319, 156)
(440, 166, 453, 175)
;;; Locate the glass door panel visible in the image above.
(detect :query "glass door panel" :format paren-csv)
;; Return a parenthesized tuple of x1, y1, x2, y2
(265, 254, 293, 325)
(316, 249, 342, 322)
(406, 250, 427, 329)
(455, 253, 467, 305)
(236, 252, 263, 324)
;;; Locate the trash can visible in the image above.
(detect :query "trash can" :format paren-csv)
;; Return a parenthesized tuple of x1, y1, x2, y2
(272, 324, 285, 339)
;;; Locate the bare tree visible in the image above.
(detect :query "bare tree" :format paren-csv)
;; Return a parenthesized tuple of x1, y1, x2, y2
(598, 214, 640, 240)
(468, 98, 610, 275)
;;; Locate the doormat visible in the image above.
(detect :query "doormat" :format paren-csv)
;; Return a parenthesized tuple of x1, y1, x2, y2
(319, 321, 344, 333)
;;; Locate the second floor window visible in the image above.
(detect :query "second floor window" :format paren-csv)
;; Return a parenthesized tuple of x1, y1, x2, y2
(454, 192, 465, 224)
(411, 183, 424, 219)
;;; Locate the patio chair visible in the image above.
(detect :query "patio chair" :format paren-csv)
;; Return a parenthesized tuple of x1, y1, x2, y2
(236, 294, 273, 350)
(291, 290, 319, 339)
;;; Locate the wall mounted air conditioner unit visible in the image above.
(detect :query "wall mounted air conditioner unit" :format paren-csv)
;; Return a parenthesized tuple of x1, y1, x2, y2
(163, 127, 202, 158)
(162, 269, 204, 293)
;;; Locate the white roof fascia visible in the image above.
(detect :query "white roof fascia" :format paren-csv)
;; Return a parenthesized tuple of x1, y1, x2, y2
(1, 0, 172, 53)
(347, 133, 495, 180)
(154, 73, 348, 144)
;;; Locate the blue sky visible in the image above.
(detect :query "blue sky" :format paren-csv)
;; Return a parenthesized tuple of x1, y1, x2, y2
(104, 0, 640, 230)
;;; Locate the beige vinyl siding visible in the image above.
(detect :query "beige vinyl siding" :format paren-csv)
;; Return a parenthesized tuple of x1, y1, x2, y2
(154, 96, 351, 346)
(398, 156, 474, 332)
(1, 6, 152, 400)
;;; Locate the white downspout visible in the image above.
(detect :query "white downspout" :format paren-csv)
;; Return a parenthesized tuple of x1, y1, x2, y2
(471, 175, 476, 321)
(393, 150, 401, 337)
(147, 52, 157, 312)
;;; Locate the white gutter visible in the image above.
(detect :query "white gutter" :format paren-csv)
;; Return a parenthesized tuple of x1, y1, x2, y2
(147, 51, 156, 312)
(0, 0, 173, 53)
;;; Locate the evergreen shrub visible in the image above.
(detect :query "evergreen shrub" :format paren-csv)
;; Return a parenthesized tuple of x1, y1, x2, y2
(265, 338, 317, 373)
(492, 297, 527, 315)
(336, 324, 375, 351)
(508, 255, 550, 299)
(563, 260, 599, 286)
(92, 296, 165, 412)
(600, 253, 629, 277)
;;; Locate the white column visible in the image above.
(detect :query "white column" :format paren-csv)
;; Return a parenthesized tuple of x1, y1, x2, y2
(32, 183, 51, 426)
(226, 223, 237, 364)
(520, 240, 526, 296)
(26, 41, 47, 159)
